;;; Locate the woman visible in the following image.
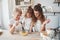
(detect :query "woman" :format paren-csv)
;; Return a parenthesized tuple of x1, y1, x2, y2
(29, 3, 50, 40)
(30, 4, 50, 33)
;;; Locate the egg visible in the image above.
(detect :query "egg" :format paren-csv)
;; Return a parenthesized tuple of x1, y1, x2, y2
(20, 31, 28, 36)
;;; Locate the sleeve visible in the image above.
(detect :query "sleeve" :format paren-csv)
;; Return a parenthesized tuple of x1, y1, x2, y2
(21, 17, 25, 24)
(9, 19, 13, 26)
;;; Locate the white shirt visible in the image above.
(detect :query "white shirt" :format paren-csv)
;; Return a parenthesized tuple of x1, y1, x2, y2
(22, 17, 32, 31)
(9, 17, 22, 32)
(34, 20, 41, 32)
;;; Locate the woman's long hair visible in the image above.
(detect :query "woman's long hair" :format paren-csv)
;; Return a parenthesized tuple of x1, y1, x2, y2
(33, 4, 45, 24)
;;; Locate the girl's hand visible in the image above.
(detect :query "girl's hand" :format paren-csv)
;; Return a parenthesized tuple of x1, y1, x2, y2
(29, 30, 32, 34)
(43, 19, 50, 25)
(10, 26, 15, 33)
(15, 21, 19, 26)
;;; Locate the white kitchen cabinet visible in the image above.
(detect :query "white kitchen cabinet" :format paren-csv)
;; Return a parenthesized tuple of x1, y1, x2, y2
(55, 13, 60, 27)
(46, 16, 59, 29)
(57, 16, 60, 28)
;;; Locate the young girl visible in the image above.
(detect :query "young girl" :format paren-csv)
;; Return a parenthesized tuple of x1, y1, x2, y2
(9, 7, 22, 34)
(22, 6, 34, 32)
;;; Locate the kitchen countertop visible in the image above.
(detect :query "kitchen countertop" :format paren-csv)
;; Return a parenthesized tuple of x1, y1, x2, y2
(0, 30, 40, 40)
(0, 30, 59, 40)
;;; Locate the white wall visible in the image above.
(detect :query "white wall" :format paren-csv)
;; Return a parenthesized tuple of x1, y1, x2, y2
(8, 0, 15, 19)
(0, 0, 15, 29)
(2, 0, 10, 29)
(0, 0, 16, 29)
(0, 0, 2, 26)
(0, 0, 3, 27)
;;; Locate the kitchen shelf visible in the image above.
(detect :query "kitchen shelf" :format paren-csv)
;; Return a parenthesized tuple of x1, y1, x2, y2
(54, 2, 60, 6)
(54, 0, 60, 6)
(44, 11, 60, 15)
(15, 0, 34, 13)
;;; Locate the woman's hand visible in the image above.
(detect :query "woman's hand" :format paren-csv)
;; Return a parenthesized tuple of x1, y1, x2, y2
(43, 19, 50, 25)
(40, 19, 50, 32)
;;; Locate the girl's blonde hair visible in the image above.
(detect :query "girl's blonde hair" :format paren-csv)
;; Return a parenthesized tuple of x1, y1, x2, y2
(13, 6, 22, 15)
